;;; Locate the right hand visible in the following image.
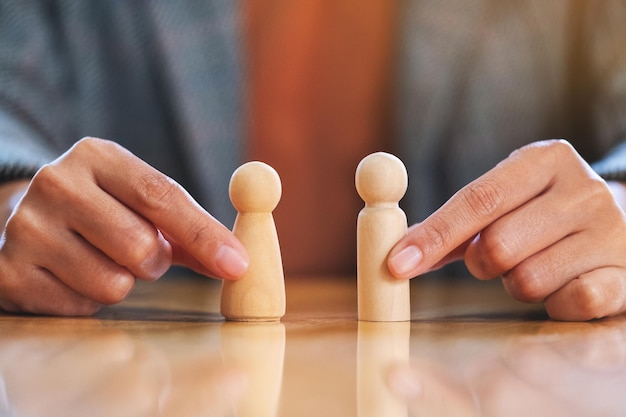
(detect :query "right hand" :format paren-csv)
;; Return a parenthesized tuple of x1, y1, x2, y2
(0, 137, 249, 316)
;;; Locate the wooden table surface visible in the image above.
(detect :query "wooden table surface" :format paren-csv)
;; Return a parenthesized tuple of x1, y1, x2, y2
(0, 274, 624, 417)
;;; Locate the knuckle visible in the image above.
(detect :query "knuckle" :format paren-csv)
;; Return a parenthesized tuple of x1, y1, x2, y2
(184, 217, 216, 248)
(0, 267, 102, 316)
(504, 264, 547, 303)
(478, 229, 515, 270)
(540, 138, 574, 158)
(70, 137, 127, 167)
(519, 139, 575, 166)
(572, 279, 606, 320)
(547, 140, 584, 169)
(421, 218, 454, 253)
(582, 178, 614, 211)
(113, 225, 171, 280)
(73, 136, 113, 155)
(461, 180, 505, 220)
(3, 209, 28, 236)
(469, 230, 515, 278)
(120, 228, 161, 267)
(30, 164, 88, 212)
(546, 138, 574, 155)
(3, 206, 41, 241)
(572, 273, 625, 320)
(99, 272, 135, 305)
(136, 173, 181, 212)
(30, 163, 68, 196)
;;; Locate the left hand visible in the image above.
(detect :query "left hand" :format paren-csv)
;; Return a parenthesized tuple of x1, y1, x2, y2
(388, 139, 626, 321)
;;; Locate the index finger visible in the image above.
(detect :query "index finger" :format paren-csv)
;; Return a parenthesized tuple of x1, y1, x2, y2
(73, 138, 249, 280)
(387, 141, 567, 279)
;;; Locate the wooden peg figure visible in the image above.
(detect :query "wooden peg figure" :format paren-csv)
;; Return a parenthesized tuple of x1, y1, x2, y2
(356, 152, 411, 322)
(221, 161, 286, 321)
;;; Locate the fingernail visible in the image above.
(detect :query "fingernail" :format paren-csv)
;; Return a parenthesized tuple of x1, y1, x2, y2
(215, 245, 249, 279)
(389, 245, 422, 277)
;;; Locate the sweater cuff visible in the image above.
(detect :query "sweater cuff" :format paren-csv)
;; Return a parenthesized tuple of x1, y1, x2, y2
(0, 162, 40, 183)
(0, 112, 55, 184)
(592, 142, 626, 182)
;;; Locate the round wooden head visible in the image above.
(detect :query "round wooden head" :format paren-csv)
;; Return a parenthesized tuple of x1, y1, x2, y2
(229, 161, 282, 213)
(355, 152, 408, 205)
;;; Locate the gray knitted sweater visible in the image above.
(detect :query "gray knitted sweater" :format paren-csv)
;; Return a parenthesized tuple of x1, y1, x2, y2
(1, 1, 626, 225)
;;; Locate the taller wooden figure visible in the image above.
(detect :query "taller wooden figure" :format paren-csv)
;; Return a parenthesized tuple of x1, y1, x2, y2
(221, 161, 286, 322)
(356, 152, 411, 322)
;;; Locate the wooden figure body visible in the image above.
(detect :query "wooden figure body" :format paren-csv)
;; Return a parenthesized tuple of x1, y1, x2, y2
(356, 152, 410, 322)
(221, 161, 285, 321)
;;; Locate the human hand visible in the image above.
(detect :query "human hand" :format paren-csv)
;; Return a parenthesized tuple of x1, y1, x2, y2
(0, 137, 249, 315)
(388, 139, 626, 320)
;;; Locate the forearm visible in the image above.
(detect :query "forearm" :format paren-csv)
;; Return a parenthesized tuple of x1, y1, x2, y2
(0, 180, 29, 233)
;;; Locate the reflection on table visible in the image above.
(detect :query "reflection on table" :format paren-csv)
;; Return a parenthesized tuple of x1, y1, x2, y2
(0, 275, 623, 416)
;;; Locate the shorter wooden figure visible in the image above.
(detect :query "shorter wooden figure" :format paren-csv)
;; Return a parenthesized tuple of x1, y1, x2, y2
(221, 161, 285, 321)
(356, 152, 410, 322)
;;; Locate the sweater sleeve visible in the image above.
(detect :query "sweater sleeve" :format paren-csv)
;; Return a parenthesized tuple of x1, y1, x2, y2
(0, 110, 57, 182)
(592, 141, 626, 182)
(586, 2, 626, 182)
(0, 2, 73, 183)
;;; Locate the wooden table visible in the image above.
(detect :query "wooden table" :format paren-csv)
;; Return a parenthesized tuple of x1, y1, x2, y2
(0, 274, 624, 416)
